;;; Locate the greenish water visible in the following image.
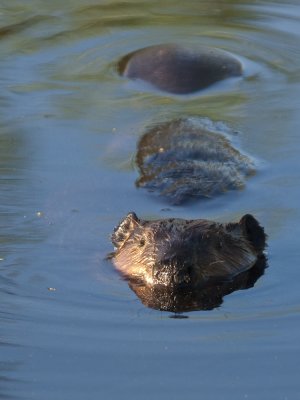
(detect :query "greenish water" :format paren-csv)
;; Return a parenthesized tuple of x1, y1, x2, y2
(1, 1, 300, 399)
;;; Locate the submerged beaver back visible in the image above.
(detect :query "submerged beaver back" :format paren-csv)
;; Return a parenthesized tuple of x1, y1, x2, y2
(136, 118, 255, 204)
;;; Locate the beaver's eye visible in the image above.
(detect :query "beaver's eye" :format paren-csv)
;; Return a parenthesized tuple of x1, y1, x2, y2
(139, 238, 145, 247)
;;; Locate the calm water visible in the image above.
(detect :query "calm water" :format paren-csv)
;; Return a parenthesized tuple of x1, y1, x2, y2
(1, 1, 300, 399)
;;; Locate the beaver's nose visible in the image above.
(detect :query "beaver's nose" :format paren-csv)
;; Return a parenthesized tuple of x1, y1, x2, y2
(152, 262, 191, 286)
(152, 262, 170, 280)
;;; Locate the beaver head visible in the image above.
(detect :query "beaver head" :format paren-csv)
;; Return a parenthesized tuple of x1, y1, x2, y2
(111, 213, 266, 288)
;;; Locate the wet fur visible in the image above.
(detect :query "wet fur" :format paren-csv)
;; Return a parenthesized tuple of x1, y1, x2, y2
(111, 212, 266, 288)
(136, 119, 255, 204)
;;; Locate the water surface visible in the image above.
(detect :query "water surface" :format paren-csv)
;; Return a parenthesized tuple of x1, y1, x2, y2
(1, 1, 300, 399)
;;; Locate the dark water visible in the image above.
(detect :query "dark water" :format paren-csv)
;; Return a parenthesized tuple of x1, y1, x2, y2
(1, 1, 300, 399)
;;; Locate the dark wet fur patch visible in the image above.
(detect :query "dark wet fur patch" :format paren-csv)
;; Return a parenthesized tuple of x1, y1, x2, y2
(136, 119, 255, 204)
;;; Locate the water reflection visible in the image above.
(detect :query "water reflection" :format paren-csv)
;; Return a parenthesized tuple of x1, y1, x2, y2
(0, 120, 45, 400)
(0, 123, 43, 259)
(0, 15, 55, 40)
(0, 124, 27, 257)
(127, 255, 267, 314)
(0, 356, 21, 400)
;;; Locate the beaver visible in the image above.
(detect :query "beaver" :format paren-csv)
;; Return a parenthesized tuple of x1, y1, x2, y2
(118, 44, 242, 94)
(136, 118, 255, 204)
(111, 212, 266, 288)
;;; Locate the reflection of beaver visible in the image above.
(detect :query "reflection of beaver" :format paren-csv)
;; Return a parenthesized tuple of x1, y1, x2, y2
(111, 212, 266, 288)
(136, 118, 255, 204)
(128, 255, 267, 313)
(118, 44, 242, 94)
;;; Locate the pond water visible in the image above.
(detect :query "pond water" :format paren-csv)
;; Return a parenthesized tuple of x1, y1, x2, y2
(1, 0, 300, 399)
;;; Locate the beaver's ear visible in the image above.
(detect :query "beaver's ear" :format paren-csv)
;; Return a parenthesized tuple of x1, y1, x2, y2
(111, 212, 140, 248)
(239, 214, 266, 253)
